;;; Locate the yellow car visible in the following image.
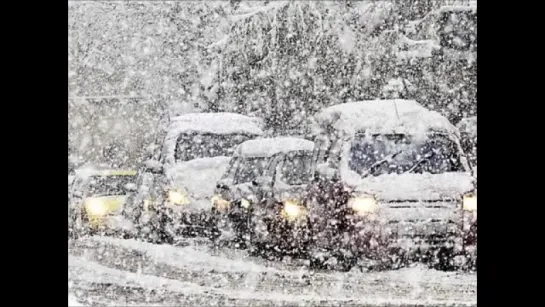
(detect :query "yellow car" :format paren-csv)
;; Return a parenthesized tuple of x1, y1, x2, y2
(69, 168, 138, 236)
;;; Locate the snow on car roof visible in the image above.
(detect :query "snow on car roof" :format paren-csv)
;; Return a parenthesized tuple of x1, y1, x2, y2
(162, 113, 265, 164)
(168, 112, 264, 135)
(312, 99, 458, 137)
(456, 116, 477, 137)
(236, 136, 315, 158)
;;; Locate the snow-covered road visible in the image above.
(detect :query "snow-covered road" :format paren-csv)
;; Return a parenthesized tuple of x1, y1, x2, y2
(68, 236, 476, 306)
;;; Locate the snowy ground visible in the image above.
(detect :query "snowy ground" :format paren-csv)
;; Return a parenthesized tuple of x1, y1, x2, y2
(68, 236, 476, 306)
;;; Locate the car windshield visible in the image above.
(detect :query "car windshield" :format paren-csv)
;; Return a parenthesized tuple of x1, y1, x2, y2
(87, 175, 136, 197)
(349, 133, 463, 177)
(279, 151, 314, 185)
(175, 133, 252, 162)
(234, 157, 271, 185)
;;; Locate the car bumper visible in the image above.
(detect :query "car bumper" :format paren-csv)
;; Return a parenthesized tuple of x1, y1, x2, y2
(141, 204, 217, 238)
(254, 213, 477, 261)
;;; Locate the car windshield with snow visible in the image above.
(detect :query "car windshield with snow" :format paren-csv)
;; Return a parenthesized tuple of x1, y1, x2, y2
(128, 112, 265, 244)
(69, 168, 138, 237)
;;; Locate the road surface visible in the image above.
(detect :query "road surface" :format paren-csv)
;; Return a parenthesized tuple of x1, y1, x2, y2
(68, 236, 476, 306)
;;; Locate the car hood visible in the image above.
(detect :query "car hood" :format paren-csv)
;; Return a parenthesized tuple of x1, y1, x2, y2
(165, 156, 232, 201)
(353, 172, 475, 201)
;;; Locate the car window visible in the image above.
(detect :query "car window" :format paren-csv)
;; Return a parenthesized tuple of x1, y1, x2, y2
(234, 157, 271, 185)
(220, 157, 240, 180)
(175, 133, 252, 162)
(278, 151, 314, 185)
(349, 133, 464, 176)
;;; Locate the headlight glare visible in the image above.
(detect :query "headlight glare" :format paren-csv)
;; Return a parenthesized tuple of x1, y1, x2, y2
(348, 195, 378, 216)
(463, 193, 477, 211)
(211, 195, 231, 212)
(282, 200, 306, 221)
(167, 190, 188, 205)
(240, 198, 251, 209)
(84, 198, 109, 217)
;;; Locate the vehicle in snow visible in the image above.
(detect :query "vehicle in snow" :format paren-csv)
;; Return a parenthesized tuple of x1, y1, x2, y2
(124, 112, 265, 244)
(456, 116, 476, 168)
(209, 136, 316, 248)
(69, 167, 138, 237)
(241, 100, 477, 271)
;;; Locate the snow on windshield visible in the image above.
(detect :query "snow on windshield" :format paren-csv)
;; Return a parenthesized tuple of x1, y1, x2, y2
(233, 157, 271, 185)
(349, 133, 464, 177)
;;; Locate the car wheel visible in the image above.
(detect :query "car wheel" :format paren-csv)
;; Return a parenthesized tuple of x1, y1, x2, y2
(139, 207, 174, 245)
(428, 247, 456, 271)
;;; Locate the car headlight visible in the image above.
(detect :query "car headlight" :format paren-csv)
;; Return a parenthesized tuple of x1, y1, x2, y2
(348, 194, 378, 216)
(211, 195, 231, 212)
(281, 200, 307, 221)
(463, 193, 477, 211)
(84, 198, 109, 217)
(240, 198, 251, 209)
(167, 190, 188, 205)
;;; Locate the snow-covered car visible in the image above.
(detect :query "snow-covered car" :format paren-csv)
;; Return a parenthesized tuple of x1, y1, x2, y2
(456, 116, 476, 168)
(209, 136, 315, 247)
(126, 112, 265, 244)
(69, 167, 138, 237)
(243, 100, 476, 271)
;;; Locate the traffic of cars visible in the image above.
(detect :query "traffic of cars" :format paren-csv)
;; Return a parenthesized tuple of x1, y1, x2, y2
(68, 100, 477, 272)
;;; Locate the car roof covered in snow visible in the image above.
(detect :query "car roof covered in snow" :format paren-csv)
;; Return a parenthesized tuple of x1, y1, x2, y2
(312, 99, 459, 137)
(235, 137, 315, 158)
(456, 116, 476, 137)
(168, 112, 264, 136)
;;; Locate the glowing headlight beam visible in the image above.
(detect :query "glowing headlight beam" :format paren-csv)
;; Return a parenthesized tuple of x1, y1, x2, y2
(282, 200, 306, 221)
(168, 190, 187, 205)
(84, 198, 109, 217)
(240, 198, 251, 209)
(463, 194, 477, 211)
(348, 196, 378, 216)
(211, 195, 231, 212)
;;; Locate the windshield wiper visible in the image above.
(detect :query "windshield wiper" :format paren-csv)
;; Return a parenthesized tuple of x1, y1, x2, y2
(361, 150, 403, 178)
(403, 151, 436, 174)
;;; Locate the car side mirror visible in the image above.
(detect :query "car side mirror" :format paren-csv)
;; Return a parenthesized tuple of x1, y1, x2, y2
(144, 159, 163, 174)
(252, 175, 273, 187)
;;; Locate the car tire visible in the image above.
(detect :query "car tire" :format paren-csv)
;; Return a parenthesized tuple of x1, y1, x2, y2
(139, 207, 174, 245)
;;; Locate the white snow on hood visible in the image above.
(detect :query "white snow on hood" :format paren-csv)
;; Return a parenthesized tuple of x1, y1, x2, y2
(165, 156, 232, 209)
(353, 172, 474, 201)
